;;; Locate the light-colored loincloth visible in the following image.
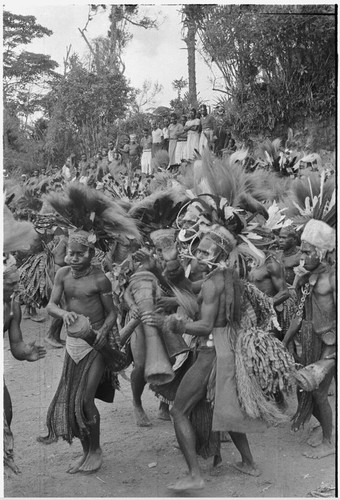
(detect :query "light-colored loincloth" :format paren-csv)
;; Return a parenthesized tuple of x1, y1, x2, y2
(65, 318, 103, 364)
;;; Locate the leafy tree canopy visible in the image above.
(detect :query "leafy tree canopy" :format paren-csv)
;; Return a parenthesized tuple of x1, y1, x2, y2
(3, 11, 59, 103)
(196, 4, 336, 137)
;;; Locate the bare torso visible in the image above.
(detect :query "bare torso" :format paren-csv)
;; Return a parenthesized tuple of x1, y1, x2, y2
(278, 250, 302, 285)
(249, 263, 276, 297)
(62, 267, 107, 324)
(310, 269, 336, 333)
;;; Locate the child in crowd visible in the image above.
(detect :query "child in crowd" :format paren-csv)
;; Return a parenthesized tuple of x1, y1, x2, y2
(140, 128, 153, 175)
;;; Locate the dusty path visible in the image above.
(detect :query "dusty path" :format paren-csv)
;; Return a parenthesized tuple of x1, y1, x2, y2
(4, 310, 336, 497)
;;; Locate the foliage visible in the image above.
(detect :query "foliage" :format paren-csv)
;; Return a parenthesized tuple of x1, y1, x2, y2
(42, 55, 136, 163)
(132, 80, 163, 113)
(82, 5, 159, 74)
(196, 5, 335, 138)
(3, 11, 58, 105)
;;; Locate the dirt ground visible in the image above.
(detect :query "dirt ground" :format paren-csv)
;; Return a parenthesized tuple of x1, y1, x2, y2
(4, 309, 336, 498)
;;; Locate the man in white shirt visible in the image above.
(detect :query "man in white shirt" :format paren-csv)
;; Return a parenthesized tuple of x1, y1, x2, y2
(151, 120, 163, 157)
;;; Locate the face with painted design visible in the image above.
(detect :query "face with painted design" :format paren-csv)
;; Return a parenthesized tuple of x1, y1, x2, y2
(195, 236, 222, 272)
(300, 241, 321, 271)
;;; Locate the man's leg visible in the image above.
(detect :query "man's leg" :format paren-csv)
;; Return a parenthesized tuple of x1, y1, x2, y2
(229, 432, 261, 476)
(158, 401, 171, 421)
(130, 326, 150, 426)
(78, 353, 106, 472)
(168, 349, 215, 491)
(303, 366, 335, 459)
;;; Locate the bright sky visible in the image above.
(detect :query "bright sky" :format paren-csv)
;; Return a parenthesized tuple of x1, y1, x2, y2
(4, 2, 225, 110)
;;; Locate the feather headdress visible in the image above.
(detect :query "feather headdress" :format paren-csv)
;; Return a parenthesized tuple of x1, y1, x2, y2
(283, 171, 335, 229)
(46, 183, 141, 251)
(3, 203, 40, 253)
(175, 150, 275, 272)
(128, 185, 189, 236)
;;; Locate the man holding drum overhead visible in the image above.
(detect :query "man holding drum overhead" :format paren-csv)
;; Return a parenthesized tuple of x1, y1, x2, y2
(38, 229, 119, 474)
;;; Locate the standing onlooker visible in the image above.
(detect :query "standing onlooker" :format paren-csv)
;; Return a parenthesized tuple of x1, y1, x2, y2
(78, 153, 90, 185)
(175, 115, 188, 165)
(151, 121, 163, 157)
(162, 117, 170, 152)
(96, 148, 110, 181)
(185, 109, 200, 160)
(140, 128, 153, 175)
(108, 140, 115, 163)
(78, 153, 89, 177)
(198, 104, 215, 154)
(119, 137, 131, 167)
(168, 113, 184, 168)
(213, 106, 230, 157)
(128, 135, 141, 171)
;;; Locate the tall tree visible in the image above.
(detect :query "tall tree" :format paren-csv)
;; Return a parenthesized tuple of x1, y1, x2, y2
(180, 5, 206, 108)
(3, 11, 58, 105)
(79, 5, 158, 74)
(3, 11, 59, 174)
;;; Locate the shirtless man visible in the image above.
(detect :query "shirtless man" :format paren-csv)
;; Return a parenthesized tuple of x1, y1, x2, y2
(278, 226, 301, 286)
(143, 226, 262, 491)
(282, 219, 335, 459)
(39, 230, 117, 473)
(249, 248, 290, 339)
(4, 258, 46, 474)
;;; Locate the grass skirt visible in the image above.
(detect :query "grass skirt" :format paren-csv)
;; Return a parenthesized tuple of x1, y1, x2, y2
(39, 350, 117, 444)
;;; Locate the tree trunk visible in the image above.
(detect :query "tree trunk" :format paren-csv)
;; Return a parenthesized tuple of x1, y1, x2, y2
(109, 5, 119, 74)
(185, 21, 198, 108)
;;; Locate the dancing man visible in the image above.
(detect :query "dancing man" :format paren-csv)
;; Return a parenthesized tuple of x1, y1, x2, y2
(143, 225, 264, 491)
(39, 230, 117, 473)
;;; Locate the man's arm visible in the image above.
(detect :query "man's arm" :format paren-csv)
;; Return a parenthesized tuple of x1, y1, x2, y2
(329, 266, 336, 305)
(92, 274, 117, 349)
(46, 268, 77, 326)
(9, 300, 46, 362)
(182, 279, 218, 337)
(267, 259, 290, 306)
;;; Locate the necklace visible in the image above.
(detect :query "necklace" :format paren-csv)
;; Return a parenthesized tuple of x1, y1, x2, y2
(71, 265, 93, 279)
(283, 247, 299, 257)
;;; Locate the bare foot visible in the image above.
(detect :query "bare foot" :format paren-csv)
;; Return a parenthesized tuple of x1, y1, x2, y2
(5, 459, 21, 476)
(328, 380, 335, 396)
(307, 426, 323, 447)
(158, 404, 171, 421)
(37, 435, 57, 445)
(134, 406, 152, 427)
(213, 452, 223, 468)
(167, 474, 205, 491)
(30, 315, 46, 323)
(303, 442, 335, 459)
(78, 449, 103, 473)
(45, 336, 65, 348)
(67, 453, 88, 474)
(232, 461, 261, 477)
